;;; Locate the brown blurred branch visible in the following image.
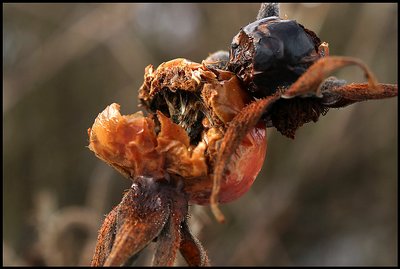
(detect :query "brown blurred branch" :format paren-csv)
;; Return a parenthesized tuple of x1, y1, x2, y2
(4, 4, 135, 113)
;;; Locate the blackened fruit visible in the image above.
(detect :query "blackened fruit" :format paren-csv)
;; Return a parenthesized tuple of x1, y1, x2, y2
(228, 17, 322, 97)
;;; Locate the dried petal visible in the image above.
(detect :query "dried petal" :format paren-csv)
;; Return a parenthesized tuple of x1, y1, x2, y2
(202, 75, 250, 123)
(156, 111, 208, 178)
(281, 56, 379, 98)
(88, 103, 164, 180)
(139, 59, 215, 104)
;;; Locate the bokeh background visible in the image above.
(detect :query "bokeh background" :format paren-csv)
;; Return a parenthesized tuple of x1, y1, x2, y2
(3, 3, 398, 266)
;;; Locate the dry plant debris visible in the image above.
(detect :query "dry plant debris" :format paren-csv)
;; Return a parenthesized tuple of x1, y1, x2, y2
(87, 3, 397, 266)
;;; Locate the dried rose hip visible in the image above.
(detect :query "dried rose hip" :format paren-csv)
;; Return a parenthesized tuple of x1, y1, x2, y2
(88, 3, 397, 266)
(228, 16, 326, 97)
(88, 58, 267, 205)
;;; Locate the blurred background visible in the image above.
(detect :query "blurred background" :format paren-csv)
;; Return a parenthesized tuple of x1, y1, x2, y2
(3, 3, 397, 266)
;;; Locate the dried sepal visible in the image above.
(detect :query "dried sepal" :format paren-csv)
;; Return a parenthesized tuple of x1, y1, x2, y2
(91, 206, 118, 266)
(281, 56, 379, 99)
(211, 95, 279, 222)
(152, 216, 181, 266)
(90, 175, 211, 267)
(179, 220, 210, 266)
(323, 82, 398, 107)
(268, 97, 329, 139)
(152, 184, 188, 266)
(104, 179, 171, 266)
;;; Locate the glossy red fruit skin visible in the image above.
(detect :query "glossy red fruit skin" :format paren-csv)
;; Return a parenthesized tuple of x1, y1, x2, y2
(185, 122, 267, 205)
